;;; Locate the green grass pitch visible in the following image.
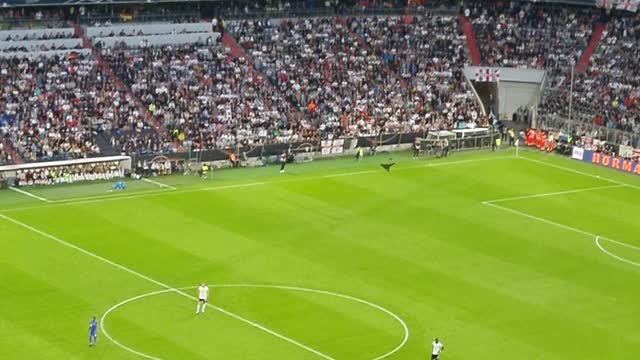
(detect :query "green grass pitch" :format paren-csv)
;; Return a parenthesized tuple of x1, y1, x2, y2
(2, 149, 640, 359)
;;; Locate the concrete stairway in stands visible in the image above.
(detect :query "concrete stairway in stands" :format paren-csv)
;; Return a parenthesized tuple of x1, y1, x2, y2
(459, 14, 480, 65)
(1, 138, 23, 164)
(576, 22, 607, 74)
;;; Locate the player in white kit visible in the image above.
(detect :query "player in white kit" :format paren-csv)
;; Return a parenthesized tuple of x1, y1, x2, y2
(196, 283, 209, 314)
(431, 339, 444, 360)
(431, 338, 444, 359)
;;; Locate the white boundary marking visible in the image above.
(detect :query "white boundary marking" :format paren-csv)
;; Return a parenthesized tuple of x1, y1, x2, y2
(323, 170, 376, 178)
(483, 201, 595, 237)
(0, 214, 335, 360)
(8, 186, 51, 202)
(595, 237, 640, 268)
(482, 154, 640, 269)
(520, 156, 640, 190)
(482, 184, 626, 204)
(484, 202, 640, 268)
(1, 156, 514, 213)
(101, 284, 410, 360)
(141, 178, 177, 190)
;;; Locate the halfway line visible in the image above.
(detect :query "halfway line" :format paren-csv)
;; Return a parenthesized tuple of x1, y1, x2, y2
(0, 213, 336, 360)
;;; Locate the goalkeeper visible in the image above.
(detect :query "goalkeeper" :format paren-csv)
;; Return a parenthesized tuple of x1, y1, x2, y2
(112, 181, 126, 191)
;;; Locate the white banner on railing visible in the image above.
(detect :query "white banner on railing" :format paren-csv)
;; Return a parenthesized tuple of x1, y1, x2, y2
(0, 156, 132, 172)
(572, 146, 585, 160)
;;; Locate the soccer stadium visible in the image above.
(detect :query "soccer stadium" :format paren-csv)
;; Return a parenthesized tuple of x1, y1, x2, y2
(1, 0, 640, 358)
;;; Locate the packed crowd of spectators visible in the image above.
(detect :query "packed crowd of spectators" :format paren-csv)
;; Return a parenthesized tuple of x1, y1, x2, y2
(102, 41, 304, 151)
(469, 1, 595, 73)
(232, 15, 480, 139)
(572, 13, 640, 133)
(466, 1, 640, 138)
(0, 52, 156, 163)
(8, 0, 640, 169)
(348, 14, 480, 131)
(535, 12, 640, 136)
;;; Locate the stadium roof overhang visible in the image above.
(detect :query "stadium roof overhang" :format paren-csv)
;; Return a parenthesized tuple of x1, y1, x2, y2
(0, 0, 635, 11)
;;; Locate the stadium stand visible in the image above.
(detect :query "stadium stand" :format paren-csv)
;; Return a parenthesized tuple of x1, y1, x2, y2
(2, 0, 640, 165)
(469, 1, 595, 71)
(100, 39, 302, 150)
(231, 15, 479, 138)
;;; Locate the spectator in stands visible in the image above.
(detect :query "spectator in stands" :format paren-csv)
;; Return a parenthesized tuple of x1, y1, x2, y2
(103, 40, 303, 151)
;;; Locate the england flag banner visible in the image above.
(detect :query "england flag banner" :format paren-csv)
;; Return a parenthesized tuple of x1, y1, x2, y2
(617, 0, 639, 12)
(597, 0, 639, 12)
(474, 68, 500, 82)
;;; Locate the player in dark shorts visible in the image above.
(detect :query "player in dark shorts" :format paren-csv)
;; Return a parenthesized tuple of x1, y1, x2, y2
(431, 338, 444, 359)
(279, 152, 287, 173)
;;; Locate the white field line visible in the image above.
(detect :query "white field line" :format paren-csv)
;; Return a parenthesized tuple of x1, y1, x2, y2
(488, 154, 640, 268)
(141, 177, 177, 190)
(483, 202, 595, 237)
(323, 170, 376, 178)
(101, 285, 409, 360)
(2, 183, 267, 213)
(482, 184, 626, 204)
(1, 156, 514, 213)
(8, 187, 51, 203)
(520, 156, 640, 190)
(0, 213, 336, 360)
(595, 237, 640, 268)
(484, 202, 640, 267)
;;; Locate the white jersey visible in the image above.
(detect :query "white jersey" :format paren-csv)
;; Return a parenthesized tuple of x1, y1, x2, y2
(432, 341, 444, 355)
(198, 285, 209, 300)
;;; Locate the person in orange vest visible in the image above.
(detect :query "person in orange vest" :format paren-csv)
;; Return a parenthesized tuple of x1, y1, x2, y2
(547, 137, 555, 152)
(229, 153, 238, 167)
(526, 129, 535, 146)
(307, 99, 316, 114)
(535, 130, 543, 149)
(540, 132, 547, 150)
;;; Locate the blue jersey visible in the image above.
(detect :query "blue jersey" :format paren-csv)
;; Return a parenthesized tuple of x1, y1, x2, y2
(89, 320, 98, 335)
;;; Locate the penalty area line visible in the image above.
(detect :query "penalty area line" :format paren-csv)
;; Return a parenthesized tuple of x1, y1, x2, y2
(141, 177, 177, 190)
(0, 213, 336, 360)
(483, 202, 640, 269)
(482, 184, 626, 204)
(8, 186, 51, 203)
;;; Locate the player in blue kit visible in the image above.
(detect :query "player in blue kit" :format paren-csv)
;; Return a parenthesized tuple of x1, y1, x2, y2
(88, 316, 98, 347)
